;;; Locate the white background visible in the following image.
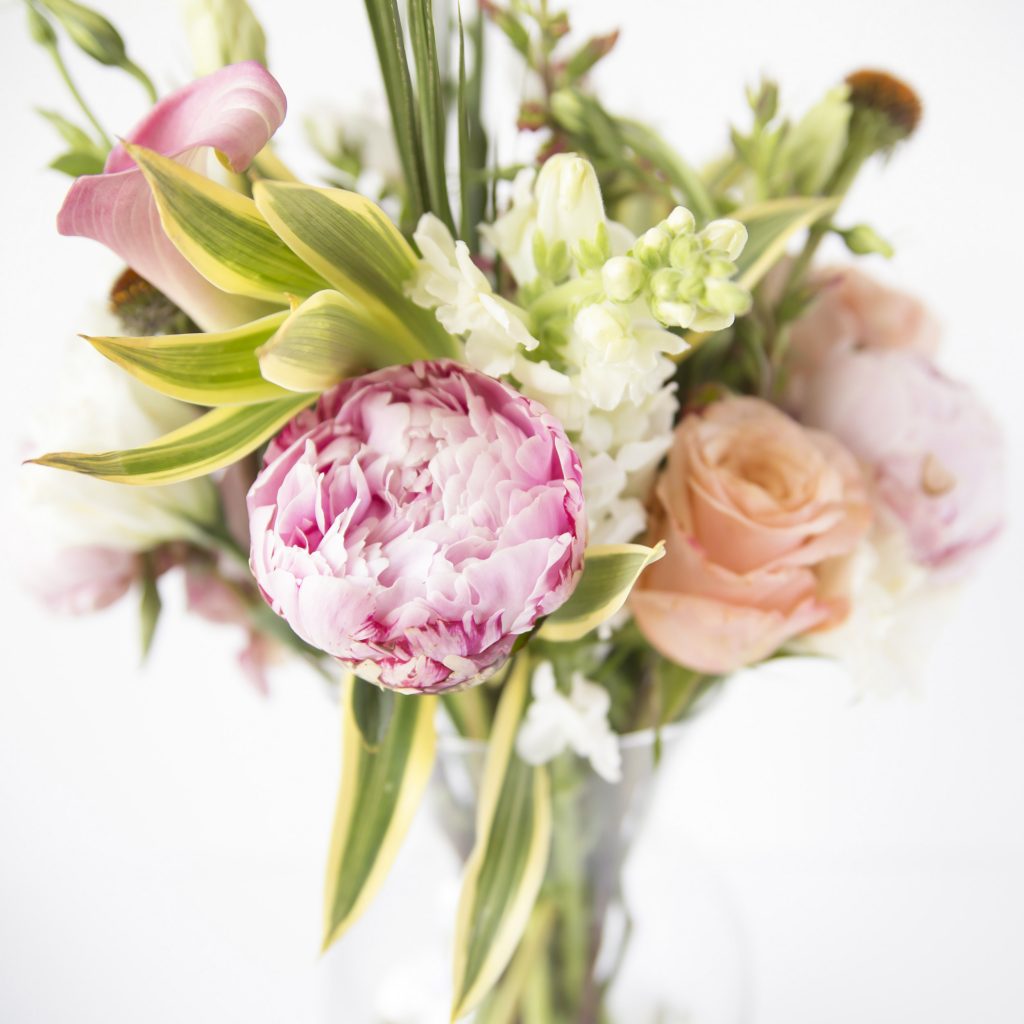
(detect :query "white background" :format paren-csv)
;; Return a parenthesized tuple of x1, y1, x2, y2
(1, 1, 1022, 1021)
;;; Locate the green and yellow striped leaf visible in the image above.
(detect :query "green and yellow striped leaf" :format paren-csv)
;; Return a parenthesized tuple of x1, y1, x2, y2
(733, 195, 840, 290)
(252, 180, 459, 358)
(28, 393, 314, 485)
(85, 312, 292, 406)
(451, 657, 552, 1022)
(257, 289, 431, 392)
(323, 675, 437, 950)
(127, 143, 330, 303)
(539, 542, 666, 643)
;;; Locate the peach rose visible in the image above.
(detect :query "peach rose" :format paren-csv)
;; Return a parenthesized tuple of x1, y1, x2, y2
(631, 396, 872, 673)
(785, 267, 940, 411)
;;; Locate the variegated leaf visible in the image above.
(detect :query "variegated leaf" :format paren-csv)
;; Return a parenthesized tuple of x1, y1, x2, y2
(539, 542, 666, 643)
(28, 394, 314, 485)
(323, 676, 437, 949)
(451, 657, 552, 1021)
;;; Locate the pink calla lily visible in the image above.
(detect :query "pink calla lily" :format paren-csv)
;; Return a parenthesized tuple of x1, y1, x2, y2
(57, 61, 287, 331)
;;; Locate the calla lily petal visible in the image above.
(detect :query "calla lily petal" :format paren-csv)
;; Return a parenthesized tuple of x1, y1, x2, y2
(57, 62, 287, 331)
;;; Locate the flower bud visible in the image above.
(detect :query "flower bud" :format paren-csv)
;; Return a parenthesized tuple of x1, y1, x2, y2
(704, 278, 753, 317)
(651, 299, 696, 329)
(839, 223, 894, 258)
(184, 0, 268, 76)
(668, 234, 699, 269)
(700, 219, 748, 261)
(601, 256, 647, 302)
(633, 225, 673, 268)
(39, 0, 127, 66)
(666, 206, 696, 235)
(535, 153, 607, 256)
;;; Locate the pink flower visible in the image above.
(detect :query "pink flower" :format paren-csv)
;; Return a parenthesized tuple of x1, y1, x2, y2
(57, 62, 286, 331)
(785, 268, 940, 410)
(247, 360, 587, 693)
(797, 348, 1004, 576)
(631, 396, 872, 674)
(30, 545, 140, 615)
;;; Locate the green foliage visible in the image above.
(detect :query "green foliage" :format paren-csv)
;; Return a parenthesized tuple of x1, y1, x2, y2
(323, 678, 437, 950)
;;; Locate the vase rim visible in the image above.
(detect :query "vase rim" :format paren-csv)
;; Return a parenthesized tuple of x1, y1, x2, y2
(435, 718, 691, 756)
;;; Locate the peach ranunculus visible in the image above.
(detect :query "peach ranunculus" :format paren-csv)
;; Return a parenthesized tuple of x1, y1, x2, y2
(785, 267, 940, 411)
(631, 396, 872, 674)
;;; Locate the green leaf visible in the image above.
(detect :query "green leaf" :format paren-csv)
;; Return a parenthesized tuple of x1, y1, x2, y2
(127, 143, 330, 304)
(457, 10, 488, 249)
(36, 107, 103, 156)
(732, 195, 840, 289)
(363, 0, 427, 223)
(323, 676, 437, 949)
(408, 0, 454, 231)
(539, 542, 666, 643)
(28, 394, 314, 485)
(86, 312, 293, 406)
(451, 657, 552, 1022)
(49, 149, 105, 177)
(616, 117, 717, 224)
(257, 289, 430, 392)
(252, 181, 459, 357)
(351, 677, 397, 751)
(139, 554, 162, 661)
(483, 3, 531, 58)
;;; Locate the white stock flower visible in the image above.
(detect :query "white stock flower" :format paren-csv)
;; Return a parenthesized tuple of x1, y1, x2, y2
(407, 213, 539, 376)
(479, 168, 538, 285)
(21, 321, 219, 552)
(516, 662, 622, 783)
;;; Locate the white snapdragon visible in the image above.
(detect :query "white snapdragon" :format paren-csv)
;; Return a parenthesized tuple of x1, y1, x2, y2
(407, 213, 540, 377)
(516, 662, 622, 783)
(409, 154, 749, 546)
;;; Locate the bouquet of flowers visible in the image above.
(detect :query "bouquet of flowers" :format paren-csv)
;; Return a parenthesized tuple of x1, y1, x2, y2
(18, 0, 1005, 1019)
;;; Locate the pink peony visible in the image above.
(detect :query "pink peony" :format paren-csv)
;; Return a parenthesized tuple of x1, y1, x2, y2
(797, 348, 1004, 576)
(785, 267, 940, 411)
(632, 396, 872, 674)
(247, 360, 586, 693)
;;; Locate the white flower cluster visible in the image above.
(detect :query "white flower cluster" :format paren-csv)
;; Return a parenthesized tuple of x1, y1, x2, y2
(407, 154, 748, 546)
(515, 661, 622, 783)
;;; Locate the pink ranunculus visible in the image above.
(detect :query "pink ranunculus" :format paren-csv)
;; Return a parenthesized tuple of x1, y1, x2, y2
(31, 545, 140, 615)
(247, 360, 587, 693)
(57, 61, 286, 331)
(631, 396, 872, 674)
(785, 267, 940, 411)
(797, 347, 1004, 576)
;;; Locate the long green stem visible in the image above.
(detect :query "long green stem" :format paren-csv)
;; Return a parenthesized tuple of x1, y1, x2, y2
(45, 41, 111, 148)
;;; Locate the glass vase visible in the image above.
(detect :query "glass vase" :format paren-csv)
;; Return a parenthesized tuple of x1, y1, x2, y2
(430, 726, 751, 1024)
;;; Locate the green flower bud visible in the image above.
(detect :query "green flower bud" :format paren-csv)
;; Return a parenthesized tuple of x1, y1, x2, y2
(27, 5, 58, 47)
(668, 234, 699, 269)
(703, 279, 752, 317)
(689, 309, 735, 332)
(666, 206, 696, 235)
(651, 299, 696, 329)
(601, 256, 647, 303)
(634, 225, 672, 268)
(650, 268, 685, 301)
(705, 257, 737, 279)
(700, 219, 748, 261)
(185, 0, 268, 76)
(39, 0, 127, 66)
(839, 223, 894, 258)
